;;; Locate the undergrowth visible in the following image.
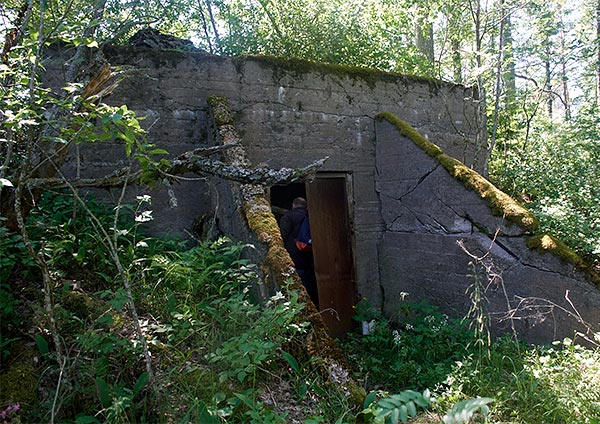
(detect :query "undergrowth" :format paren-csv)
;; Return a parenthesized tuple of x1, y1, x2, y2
(0, 192, 351, 422)
(2, 192, 600, 423)
(342, 299, 600, 423)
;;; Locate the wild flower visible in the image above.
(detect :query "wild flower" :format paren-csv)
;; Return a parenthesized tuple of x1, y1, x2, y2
(0, 403, 20, 423)
(392, 330, 402, 346)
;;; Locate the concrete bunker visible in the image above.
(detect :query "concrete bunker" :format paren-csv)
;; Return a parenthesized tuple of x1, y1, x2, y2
(271, 175, 357, 338)
(42, 43, 600, 344)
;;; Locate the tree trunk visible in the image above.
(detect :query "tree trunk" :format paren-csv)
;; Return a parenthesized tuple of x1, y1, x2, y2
(414, 3, 434, 64)
(503, 13, 516, 106)
(489, 0, 506, 157)
(545, 47, 553, 118)
(468, 0, 488, 173)
(205, 0, 222, 54)
(451, 38, 462, 83)
(197, 0, 214, 53)
(207, 95, 366, 408)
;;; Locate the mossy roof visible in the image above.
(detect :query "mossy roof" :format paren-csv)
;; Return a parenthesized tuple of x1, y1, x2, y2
(375, 112, 600, 289)
(102, 44, 469, 92)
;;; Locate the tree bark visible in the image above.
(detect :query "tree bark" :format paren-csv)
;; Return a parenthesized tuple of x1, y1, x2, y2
(25, 148, 328, 190)
(205, 0, 222, 54)
(207, 95, 366, 408)
(414, 3, 434, 64)
(545, 47, 553, 118)
(503, 13, 516, 106)
(197, 0, 214, 53)
(489, 0, 506, 157)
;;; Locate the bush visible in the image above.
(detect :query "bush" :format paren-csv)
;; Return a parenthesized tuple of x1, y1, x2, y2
(342, 300, 473, 391)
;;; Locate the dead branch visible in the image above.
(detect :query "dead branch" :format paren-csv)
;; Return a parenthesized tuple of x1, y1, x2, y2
(25, 149, 328, 190)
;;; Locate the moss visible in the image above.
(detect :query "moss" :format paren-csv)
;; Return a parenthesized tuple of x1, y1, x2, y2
(60, 290, 105, 322)
(0, 343, 37, 407)
(527, 234, 600, 289)
(437, 154, 538, 231)
(375, 112, 443, 158)
(376, 112, 538, 232)
(238, 54, 444, 92)
(207, 96, 234, 126)
(377, 111, 600, 288)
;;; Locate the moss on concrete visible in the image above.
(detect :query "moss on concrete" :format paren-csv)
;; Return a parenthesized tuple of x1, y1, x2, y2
(376, 112, 443, 158)
(376, 112, 538, 232)
(377, 112, 600, 289)
(207, 96, 235, 126)
(437, 153, 538, 231)
(527, 234, 600, 289)
(239, 54, 444, 93)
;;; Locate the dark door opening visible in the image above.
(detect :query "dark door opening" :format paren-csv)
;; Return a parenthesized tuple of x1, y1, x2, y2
(271, 174, 356, 338)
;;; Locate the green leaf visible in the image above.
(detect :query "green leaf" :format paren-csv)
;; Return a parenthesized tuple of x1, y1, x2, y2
(398, 405, 408, 423)
(378, 398, 401, 409)
(281, 349, 299, 372)
(443, 397, 494, 424)
(35, 334, 49, 355)
(390, 393, 410, 403)
(233, 392, 255, 408)
(389, 408, 400, 424)
(94, 314, 114, 325)
(364, 391, 378, 409)
(406, 400, 417, 417)
(108, 289, 129, 312)
(86, 40, 99, 48)
(148, 148, 169, 155)
(96, 376, 111, 408)
(112, 111, 123, 124)
(133, 372, 149, 396)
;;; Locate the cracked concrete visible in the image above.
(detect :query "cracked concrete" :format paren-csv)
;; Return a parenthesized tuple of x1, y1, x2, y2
(375, 118, 600, 343)
(42, 45, 599, 343)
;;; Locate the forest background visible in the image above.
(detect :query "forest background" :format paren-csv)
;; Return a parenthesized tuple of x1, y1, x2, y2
(4, 0, 598, 264)
(1, 0, 600, 422)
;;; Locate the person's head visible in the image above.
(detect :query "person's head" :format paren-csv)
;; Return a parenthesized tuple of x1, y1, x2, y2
(292, 197, 307, 209)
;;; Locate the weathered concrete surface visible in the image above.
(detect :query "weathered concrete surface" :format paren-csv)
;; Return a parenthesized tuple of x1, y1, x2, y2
(375, 118, 600, 343)
(41, 45, 600, 343)
(43, 45, 485, 243)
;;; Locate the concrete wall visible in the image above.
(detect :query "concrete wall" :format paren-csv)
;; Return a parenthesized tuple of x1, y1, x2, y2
(43, 45, 599, 342)
(45, 44, 485, 307)
(45, 46, 485, 236)
(375, 118, 600, 343)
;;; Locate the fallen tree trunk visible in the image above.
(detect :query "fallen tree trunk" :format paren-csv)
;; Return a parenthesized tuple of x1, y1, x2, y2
(207, 95, 366, 408)
(25, 147, 328, 190)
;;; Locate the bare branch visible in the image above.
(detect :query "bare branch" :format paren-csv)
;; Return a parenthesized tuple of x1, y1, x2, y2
(25, 149, 328, 190)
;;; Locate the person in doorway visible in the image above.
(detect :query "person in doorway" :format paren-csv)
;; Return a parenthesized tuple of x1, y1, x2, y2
(279, 197, 319, 308)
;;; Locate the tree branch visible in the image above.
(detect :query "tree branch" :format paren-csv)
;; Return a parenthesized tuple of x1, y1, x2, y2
(25, 147, 328, 189)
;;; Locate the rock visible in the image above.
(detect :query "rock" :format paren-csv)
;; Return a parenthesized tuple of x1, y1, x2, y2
(128, 28, 205, 52)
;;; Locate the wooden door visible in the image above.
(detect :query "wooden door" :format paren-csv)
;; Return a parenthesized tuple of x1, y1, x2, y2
(306, 175, 356, 338)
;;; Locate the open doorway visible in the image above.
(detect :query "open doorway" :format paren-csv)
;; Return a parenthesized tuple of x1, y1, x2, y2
(270, 174, 356, 338)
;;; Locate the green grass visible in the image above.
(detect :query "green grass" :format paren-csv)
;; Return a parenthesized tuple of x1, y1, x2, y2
(3, 192, 600, 423)
(341, 300, 600, 423)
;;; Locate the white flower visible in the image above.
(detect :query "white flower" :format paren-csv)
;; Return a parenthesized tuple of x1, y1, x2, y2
(136, 194, 152, 204)
(135, 210, 154, 222)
